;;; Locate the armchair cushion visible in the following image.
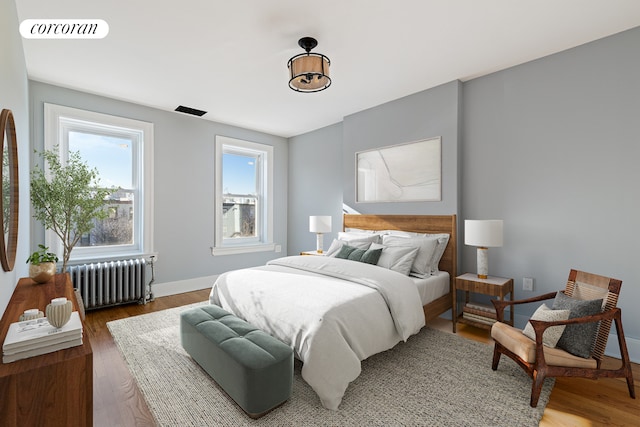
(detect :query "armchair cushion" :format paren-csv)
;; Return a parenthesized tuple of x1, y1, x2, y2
(492, 322, 597, 369)
(552, 292, 603, 358)
(522, 304, 570, 347)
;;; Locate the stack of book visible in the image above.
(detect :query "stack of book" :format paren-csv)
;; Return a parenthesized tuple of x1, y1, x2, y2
(2, 312, 83, 363)
(462, 302, 497, 326)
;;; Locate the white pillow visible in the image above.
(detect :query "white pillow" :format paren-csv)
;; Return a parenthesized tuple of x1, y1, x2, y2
(325, 238, 373, 257)
(344, 227, 379, 234)
(381, 231, 449, 275)
(424, 233, 450, 274)
(380, 229, 424, 238)
(337, 231, 382, 244)
(381, 235, 438, 278)
(522, 304, 571, 348)
(370, 243, 419, 276)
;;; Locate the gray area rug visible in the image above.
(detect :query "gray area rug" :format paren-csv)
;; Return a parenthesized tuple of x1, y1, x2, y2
(107, 303, 553, 426)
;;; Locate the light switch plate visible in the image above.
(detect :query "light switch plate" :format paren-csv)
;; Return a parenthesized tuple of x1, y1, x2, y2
(523, 277, 534, 291)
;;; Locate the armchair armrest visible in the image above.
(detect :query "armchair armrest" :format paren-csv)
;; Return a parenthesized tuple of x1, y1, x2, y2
(491, 291, 558, 322)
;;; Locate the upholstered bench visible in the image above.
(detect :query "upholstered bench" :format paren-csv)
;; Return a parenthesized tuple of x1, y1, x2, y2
(180, 304, 293, 418)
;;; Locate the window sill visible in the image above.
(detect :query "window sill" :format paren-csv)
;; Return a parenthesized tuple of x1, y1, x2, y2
(210, 244, 276, 256)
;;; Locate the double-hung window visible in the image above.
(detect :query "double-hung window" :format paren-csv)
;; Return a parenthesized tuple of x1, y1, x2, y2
(44, 103, 153, 262)
(213, 135, 274, 255)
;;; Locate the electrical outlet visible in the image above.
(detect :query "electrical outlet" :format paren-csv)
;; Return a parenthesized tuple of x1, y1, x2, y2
(523, 277, 534, 291)
(275, 245, 282, 253)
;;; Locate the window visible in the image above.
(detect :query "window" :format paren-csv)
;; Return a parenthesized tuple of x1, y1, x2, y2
(44, 103, 154, 262)
(213, 136, 274, 255)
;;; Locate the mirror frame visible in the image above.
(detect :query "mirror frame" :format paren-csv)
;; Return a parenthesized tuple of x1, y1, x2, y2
(1, 108, 19, 271)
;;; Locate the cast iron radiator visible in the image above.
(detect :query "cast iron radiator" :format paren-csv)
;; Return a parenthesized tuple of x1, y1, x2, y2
(69, 258, 147, 310)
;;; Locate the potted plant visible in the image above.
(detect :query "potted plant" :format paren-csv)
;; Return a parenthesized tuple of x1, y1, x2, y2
(26, 244, 59, 283)
(30, 147, 114, 272)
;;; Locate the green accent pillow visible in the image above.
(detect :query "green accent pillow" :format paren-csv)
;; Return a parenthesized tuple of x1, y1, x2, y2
(358, 248, 383, 265)
(335, 245, 383, 265)
(335, 244, 358, 259)
(552, 291, 603, 358)
(347, 248, 367, 261)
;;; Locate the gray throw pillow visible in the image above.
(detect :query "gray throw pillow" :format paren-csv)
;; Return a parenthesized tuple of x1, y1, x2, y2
(552, 291, 603, 358)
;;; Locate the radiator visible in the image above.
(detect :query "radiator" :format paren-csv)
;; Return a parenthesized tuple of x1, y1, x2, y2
(69, 258, 147, 310)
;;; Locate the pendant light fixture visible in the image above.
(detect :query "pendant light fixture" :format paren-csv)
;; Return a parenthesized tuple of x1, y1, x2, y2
(288, 37, 331, 93)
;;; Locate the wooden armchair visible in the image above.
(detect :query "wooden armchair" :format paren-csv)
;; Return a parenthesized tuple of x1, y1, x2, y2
(490, 269, 635, 407)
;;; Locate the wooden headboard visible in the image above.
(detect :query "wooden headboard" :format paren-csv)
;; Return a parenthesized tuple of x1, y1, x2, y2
(343, 214, 458, 286)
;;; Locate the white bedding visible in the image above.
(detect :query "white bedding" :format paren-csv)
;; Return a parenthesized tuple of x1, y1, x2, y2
(412, 271, 450, 305)
(209, 255, 425, 410)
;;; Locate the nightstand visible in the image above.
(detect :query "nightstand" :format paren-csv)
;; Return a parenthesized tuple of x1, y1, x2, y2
(452, 273, 514, 333)
(300, 250, 325, 256)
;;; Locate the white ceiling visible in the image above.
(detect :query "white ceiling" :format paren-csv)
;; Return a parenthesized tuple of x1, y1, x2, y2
(15, 0, 640, 138)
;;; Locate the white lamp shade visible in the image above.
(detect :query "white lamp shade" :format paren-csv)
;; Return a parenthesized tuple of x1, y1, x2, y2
(309, 216, 332, 233)
(464, 220, 503, 248)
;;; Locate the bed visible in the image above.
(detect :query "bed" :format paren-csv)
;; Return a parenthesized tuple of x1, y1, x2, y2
(342, 214, 457, 322)
(209, 214, 457, 410)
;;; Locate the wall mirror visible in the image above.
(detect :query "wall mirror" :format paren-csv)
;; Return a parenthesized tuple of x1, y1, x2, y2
(1, 108, 19, 271)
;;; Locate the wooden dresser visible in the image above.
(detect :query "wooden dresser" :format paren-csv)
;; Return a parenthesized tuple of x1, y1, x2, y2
(0, 273, 92, 426)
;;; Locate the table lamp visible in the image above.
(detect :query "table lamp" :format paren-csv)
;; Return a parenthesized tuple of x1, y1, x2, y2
(464, 219, 503, 279)
(309, 216, 332, 254)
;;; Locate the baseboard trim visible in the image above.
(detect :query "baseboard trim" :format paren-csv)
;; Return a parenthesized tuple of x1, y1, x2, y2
(151, 275, 218, 299)
(606, 334, 640, 364)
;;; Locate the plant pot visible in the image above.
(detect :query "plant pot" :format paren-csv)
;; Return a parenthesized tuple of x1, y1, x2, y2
(29, 262, 56, 284)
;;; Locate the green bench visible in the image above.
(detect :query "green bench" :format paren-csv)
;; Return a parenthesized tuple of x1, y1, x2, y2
(180, 304, 293, 418)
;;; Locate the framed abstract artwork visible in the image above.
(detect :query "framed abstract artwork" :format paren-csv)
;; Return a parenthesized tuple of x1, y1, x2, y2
(356, 137, 441, 202)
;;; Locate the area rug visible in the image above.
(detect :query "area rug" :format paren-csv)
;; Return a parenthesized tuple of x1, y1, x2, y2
(107, 303, 553, 426)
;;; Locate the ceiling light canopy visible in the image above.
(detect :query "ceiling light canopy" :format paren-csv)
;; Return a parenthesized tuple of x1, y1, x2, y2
(288, 37, 331, 93)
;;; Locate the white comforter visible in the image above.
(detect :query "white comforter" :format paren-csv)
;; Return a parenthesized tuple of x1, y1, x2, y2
(209, 255, 425, 410)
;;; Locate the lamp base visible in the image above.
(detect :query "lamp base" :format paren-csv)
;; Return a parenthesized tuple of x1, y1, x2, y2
(316, 233, 324, 254)
(476, 247, 488, 279)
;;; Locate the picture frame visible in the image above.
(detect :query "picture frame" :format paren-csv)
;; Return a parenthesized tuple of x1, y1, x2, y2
(356, 137, 441, 203)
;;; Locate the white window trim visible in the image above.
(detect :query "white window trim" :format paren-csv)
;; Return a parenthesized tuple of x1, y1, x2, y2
(43, 103, 154, 262)
(212, 135, 274, 256)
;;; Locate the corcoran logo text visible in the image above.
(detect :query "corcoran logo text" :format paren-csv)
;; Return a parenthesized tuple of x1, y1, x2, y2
(20, 19, 109, 39)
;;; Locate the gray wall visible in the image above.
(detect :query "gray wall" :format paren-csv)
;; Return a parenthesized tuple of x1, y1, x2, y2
(28, 81, 289, 288)
(462, 26, 640, 353)
(287, 81, 462, 256)
(342, 80, 462, 218)
(0, 0, 31, 314)
(288, 123, 344, 256)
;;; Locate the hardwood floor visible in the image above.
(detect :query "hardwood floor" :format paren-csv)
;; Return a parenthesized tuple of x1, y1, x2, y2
(87, 291, 639, 426)
(85, 289, 211, 427)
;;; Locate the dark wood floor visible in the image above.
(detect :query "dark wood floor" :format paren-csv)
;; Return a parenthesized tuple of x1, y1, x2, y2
(87, 290, 639, 426)
(85, 289, 211, 426)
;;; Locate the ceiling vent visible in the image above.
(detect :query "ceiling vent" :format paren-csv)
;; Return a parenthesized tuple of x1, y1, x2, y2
(175, 105, 207, 116)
